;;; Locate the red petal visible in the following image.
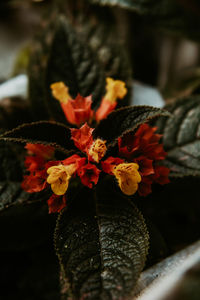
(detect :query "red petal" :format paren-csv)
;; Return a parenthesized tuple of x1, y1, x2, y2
(25, 144, 54, 159)
(101, 157, 124, 175)
(47, 194, 67, 213)
(77, 163, 101, 188)
(61, 95, 94, 126)
(96, 98, 117, 122)
(21, 170, 47, 193)
(70, 123, 94, 153)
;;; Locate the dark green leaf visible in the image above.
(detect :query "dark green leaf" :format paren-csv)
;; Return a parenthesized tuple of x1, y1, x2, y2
(156, 96, 200, 177)
(0, 121, 75, 154)
(94, 106, 169, 144)
(55, 178, 149, 299)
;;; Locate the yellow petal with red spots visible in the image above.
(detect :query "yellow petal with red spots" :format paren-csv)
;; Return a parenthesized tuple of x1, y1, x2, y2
(113, 163, 141, 196)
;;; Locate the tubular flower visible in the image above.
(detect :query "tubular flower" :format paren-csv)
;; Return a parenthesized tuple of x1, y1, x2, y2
(113, 163, 141, 196)
(88, 139, 107, 163)
(61, 94, 94, 126)
(47, 163, 77, 196)
(51, 82, 94, 126)
(50, 82, 71, 103)
(96, 77, 127, 121)
(51, 78, 127, 125)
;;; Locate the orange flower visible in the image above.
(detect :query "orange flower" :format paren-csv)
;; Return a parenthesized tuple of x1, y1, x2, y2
(70, 123, 94, 153)
(96, 77, 127, 121)
(77, 163, 101, 188)
(61, 95, 94, 126)
(51, 82, 94, 126)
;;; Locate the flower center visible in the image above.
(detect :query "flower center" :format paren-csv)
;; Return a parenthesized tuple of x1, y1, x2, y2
(89, 139, 107, 163)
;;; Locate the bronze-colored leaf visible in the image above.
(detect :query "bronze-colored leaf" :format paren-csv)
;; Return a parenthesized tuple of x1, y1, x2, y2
(156, 96, 200, 177)
(55, 178, 149, 299)
(0, 121, 75, 154)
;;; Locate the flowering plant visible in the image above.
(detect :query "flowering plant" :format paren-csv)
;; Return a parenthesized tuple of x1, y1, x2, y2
(2, 8, 200, 300)
(8, 77, 169, 214)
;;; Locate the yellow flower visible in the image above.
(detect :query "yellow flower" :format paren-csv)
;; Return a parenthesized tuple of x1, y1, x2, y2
(113, 163, 141, 196)
(89, 139, 107, 163)
(47, 164, 75, 195)
(104, 77, 127, 104)
(50, 82, 71, 104)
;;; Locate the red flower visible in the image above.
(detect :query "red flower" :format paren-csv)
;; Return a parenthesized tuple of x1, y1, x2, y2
(25, 143, 54, 160)
(47, 194, 67, 213)
(77, 163, 101, 188)
(25, 155, 45, 172)
(101, 157, 124, 175)
(21, 170, 47, 193)
(118, 124, 166, 161)
(70, 123, 94, 153)
(118, 124, 169, 196)
(61, 94, 94, 126)
(151, 165, 170, 185)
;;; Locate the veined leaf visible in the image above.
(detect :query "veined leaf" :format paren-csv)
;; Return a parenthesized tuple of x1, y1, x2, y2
(55, 178, 149, 299)
(70, 6, 132, 106)
(94, 106, 169, 144)
(156, 96, 200, 177)
(0, 121, 75, 155)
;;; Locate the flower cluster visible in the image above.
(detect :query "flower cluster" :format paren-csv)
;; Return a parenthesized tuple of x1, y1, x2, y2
(51, 77, 127, 126)
(22, 123, 169, 213)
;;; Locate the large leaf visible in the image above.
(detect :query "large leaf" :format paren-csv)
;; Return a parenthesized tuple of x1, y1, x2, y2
(0, 121, 75, 154)
(55, 178, 149, 299)
(45, 16, 106, 116)
(67, 4, 133, 106)
(29, 15, 106, 123)
(156, 96, 200, 177)
(94, 106, 169, 144)
(89, 0, 200, 40)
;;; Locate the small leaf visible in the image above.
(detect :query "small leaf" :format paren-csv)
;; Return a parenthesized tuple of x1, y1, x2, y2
(0, 121, 75, 154)
(156, 96, 200, 177)
(94, 106, 169, 144)
(55, 178, 149, 299)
